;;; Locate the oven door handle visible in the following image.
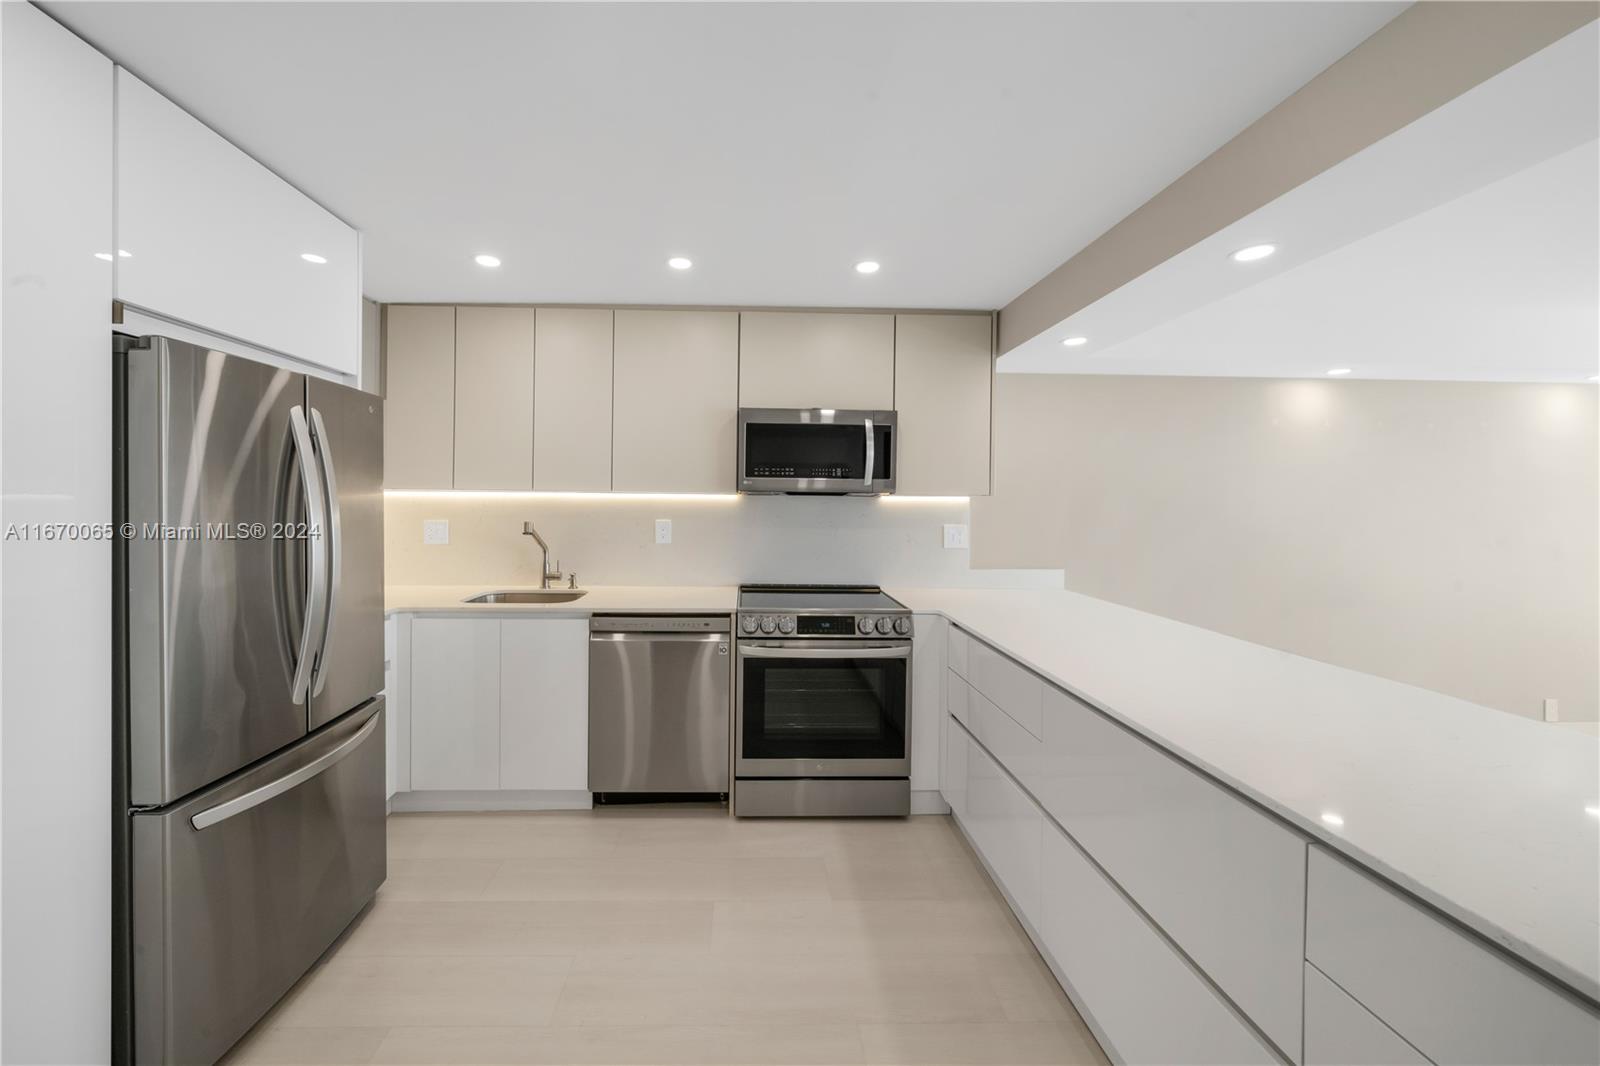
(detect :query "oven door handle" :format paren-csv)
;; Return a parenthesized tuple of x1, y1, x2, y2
(737, 644, 910, 660)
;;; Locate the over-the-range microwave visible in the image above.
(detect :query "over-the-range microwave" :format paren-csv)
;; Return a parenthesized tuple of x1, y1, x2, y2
(737, 408, 896, 495)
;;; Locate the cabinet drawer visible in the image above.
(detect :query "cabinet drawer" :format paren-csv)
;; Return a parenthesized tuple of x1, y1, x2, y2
(946, 669, 972, 728)
(969, 639, 1042, 739)
(1304, 962, 1427, 1066)
(1039, 819, 1277, 1065)
(1307, 847, 1600, 1065)
(947, 625, 970, 678)
(963, 731, 1042, 930)
(1034, 684, 1306, 1058)
(973, 686, 1044, 783)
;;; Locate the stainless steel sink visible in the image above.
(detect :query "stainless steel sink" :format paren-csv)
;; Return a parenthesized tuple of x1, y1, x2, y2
(463, 589, 587, 604)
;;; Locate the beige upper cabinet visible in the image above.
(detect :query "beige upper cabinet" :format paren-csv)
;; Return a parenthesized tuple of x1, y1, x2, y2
(894, 314, 993, 496)
(612, 310, 739, 493)
(383, 305, 455, 489)
(738, 311, 895, 410)
(454, 306, 535, 490)
(534, 308, 613, 491)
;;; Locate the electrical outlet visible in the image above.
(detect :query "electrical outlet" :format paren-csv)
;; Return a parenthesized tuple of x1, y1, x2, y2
(943, 523, 970, 550)
(422, 519, 449, 545)
(654, 518, 673, 545)
(1543, 698, 1560, 723)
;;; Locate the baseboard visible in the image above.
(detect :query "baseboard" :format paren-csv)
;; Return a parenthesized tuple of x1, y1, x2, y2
(388, 789, 594, 812)
(911, 789, 952, 815)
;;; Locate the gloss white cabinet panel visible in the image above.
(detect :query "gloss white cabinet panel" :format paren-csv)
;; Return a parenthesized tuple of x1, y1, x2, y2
(1303, 963, 1428, 1066)
(499, 619, 589, 791)
(947, 624, 970, 678)
(946, 669, 972, 729)
(114, 70, 359, 374)
(969, 638, 1043, 739)
(534, 308, 613, 491)
(738, 311, 894, 410)
(1307, 847, 1600, 1065)
(410, 618, 500, 790)
(1032, 683, 1307, 1059)
(612, 309, 739, 493)
(910, 615, 946, 790)
(454, 307, 534, 490)
(963, 731, 1042, 930)
(893, 313, 992, 496)
(1039, 820, 1279, 1066)
(942, 714, 969, 818)
(972, 687, 1046, 785)
(0, 5, 114, 1058)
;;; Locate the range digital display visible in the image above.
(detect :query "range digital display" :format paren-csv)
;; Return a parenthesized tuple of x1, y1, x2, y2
(797, 615, 855, 636)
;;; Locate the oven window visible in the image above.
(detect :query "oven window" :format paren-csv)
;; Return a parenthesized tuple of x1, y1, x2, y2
(741, 654, 907, 760)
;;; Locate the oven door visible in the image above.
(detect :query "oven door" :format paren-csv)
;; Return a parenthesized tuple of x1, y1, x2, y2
(735, 640, 911, 777)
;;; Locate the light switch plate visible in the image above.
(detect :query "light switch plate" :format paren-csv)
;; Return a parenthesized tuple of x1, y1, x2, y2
(422, 519, 449, 545)
(943, 523, 970, 550)
(655, 518, 673, 545)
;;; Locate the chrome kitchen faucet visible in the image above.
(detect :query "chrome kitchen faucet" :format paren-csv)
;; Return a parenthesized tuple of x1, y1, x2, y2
(521, 521, 563, 589)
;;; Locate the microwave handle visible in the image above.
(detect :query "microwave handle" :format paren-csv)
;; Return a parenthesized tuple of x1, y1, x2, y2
(863, 417, 875, 488)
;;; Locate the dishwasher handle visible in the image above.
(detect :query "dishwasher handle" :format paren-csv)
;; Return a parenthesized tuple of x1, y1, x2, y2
(590, 632, 730, 643)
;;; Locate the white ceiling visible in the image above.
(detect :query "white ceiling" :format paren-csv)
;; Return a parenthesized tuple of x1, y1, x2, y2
(45, 1, 1401, 307)
(999, 22, 1600, 382)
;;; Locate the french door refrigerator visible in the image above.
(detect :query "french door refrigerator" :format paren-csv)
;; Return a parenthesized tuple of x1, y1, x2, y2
(112, 335, 386, 1065)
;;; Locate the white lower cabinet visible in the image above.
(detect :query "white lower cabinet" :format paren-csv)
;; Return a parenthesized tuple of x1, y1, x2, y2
(1303, 963, 1428, 1066)
(410, 618, 501, 790)
(963, 730, 1042, 930)
(910, 614, 946, 790)
(941, 713, 968, 819)
(1039, 818, 1280, 1065)
(499, 619, 588, 790)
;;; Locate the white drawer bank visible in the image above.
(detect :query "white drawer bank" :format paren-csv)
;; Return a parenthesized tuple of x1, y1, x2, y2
(942, 623, 1600, 1066)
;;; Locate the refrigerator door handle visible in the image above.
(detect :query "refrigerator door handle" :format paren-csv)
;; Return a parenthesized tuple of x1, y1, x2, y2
(189, 712, 379, 830)
(307, 406, 341, 697)
(288, 405, 328, 705)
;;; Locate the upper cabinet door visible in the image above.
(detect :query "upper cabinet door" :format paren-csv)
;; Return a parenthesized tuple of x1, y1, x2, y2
(534, 308, 613, 491)
(114, 70, 359, 375)
(738, 312, 894, 410)
(613, 310, 739, 493)
(894, 314, 993, 496)
(455, 306, 534, 490)
(383, 305, 455, 489)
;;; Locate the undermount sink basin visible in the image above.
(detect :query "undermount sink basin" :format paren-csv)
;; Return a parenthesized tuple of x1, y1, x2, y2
(464, 589, 588, 604)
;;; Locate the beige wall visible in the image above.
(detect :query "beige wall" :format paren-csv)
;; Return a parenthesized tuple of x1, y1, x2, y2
(974, 374, 1599, 721)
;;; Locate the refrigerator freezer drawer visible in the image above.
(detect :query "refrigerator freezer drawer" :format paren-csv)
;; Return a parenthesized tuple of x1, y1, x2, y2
(131, 699, 386, 1065)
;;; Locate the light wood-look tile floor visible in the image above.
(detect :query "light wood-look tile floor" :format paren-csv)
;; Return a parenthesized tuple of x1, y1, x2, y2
(222, 808, 1109, 1066)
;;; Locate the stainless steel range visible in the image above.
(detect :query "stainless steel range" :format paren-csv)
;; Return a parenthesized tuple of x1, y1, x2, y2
(734, 585, 912, 817)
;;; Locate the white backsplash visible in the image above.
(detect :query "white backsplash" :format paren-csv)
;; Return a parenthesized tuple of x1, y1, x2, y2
(385, 493, 1061, 590)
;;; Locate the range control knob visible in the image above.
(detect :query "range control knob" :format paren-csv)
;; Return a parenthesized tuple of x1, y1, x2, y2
(857, 616, 875, 634)
(893, 616, 911, 636)
(875, 616, 893, 635)
(777, 616, 796, 635)
(759, 616, 777, 635)
(739, 615, 759, 635)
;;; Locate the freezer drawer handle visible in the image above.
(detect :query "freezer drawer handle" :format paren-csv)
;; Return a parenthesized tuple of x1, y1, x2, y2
(288, 405, 329, 705)
(189, 713, 379, 831)
(307, 406, 341, 696)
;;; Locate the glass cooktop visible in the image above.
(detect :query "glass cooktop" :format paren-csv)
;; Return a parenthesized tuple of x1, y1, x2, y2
(738, 584, 906, 611)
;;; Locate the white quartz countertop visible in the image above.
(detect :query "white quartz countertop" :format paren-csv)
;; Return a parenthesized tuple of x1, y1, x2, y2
(386, 584, 737, 616)
(887, 586, 1600, 1004)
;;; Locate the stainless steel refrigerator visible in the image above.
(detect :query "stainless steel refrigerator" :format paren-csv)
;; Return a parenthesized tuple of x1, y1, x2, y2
(111, 335, 386, 1064)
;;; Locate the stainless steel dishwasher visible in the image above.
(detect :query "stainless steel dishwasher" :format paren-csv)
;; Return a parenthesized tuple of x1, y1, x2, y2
(589, 616, 732, 796)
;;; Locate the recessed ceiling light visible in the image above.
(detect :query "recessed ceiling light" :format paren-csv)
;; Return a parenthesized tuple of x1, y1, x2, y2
(1326, 368, 1352, 376)
(1320, 812, 1345, 827)
(1061, 336, 1088, 348)
(1230, 243, 1277, 263)
(474, 254, 501, 268)
(667, 256, 693, 271)
(300, 252, 327, 264)
(855, 261, 880, 275)
(94, 252, 113, 262)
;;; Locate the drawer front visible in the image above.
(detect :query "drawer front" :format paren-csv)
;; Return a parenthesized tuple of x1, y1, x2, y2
(1033, 684, 1307, 1059)
(1304, 963, 1428, 1066)
(969, 639, 1043, 739)
(973, 686, 1044, 783)
(1307, 847, 1600, 1065)
(946, 668, 972, 729)
(1039, 819, 1278, 1066)
(947, 624, 970, 678)
(964, 730, 1042, 929)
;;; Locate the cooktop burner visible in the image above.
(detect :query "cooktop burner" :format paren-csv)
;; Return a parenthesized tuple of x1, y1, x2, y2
(738, 584, 906, 612)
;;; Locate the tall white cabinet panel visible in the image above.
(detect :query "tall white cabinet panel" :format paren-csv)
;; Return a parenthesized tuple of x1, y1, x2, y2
(1039, 820, 1279, 1066)
(738, 311, 894, 410)
(1032, 684, 1307, 1059)
(114, 70, 359, 374)
(455, 306, 534, 489)
(534, 308, 613, 491)
(963, 733, 1042, 929)
(941, 715, 969, 818)
(893, 314, 992, 496)
(1303, 964, 1429, 1066)
(384, 306, 456, 489)
(1, 5, 113, 1059)
(499, 619, 589, 790)
(612, 309, 739, 492)
(909, 614, 946, 790)
(410, 618, 501, 790)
